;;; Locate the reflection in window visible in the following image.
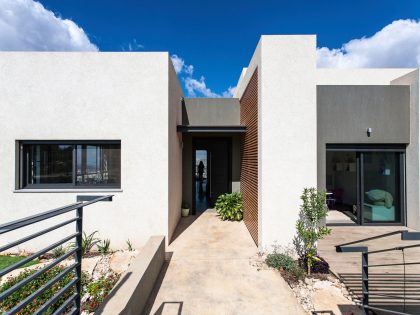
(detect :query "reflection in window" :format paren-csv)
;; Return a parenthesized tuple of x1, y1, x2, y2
(27, 144, 73, 184)
(76, 144, 121, 186)
(21, 142, 121, 188)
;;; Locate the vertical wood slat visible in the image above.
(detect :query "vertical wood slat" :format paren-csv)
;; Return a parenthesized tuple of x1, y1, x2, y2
(240, 69, 258, 245)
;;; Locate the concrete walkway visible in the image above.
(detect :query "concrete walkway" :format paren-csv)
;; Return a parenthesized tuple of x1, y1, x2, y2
(143, 209, 306, 315)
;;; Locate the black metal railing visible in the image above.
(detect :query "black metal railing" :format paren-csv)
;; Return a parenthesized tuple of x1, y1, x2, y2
(336, 230, 420, 315)
(0, 195, 113, 315)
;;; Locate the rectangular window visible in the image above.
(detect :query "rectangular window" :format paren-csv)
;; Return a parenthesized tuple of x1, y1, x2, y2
(20, 141, 121, 189)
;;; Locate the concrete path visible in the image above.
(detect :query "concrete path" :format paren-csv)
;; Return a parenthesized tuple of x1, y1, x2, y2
(143, 209, 306, 315)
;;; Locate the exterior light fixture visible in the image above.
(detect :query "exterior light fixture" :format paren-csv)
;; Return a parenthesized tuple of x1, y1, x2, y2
(367, 127, 372, 137)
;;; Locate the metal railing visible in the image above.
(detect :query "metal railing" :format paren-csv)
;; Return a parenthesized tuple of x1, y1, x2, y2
(336, 230, 420, 315)
(0, 195, 113, 315)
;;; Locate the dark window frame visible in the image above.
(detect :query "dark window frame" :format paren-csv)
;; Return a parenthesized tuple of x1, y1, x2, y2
(326, 144, 406, 226)
(18, 140, 121, 189)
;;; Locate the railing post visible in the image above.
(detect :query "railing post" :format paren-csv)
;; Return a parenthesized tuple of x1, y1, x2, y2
(362, 252, 369, 315)
(75, 206, 83, 314)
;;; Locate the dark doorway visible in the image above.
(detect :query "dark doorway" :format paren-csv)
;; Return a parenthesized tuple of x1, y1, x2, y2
(192, 138, 232, 214)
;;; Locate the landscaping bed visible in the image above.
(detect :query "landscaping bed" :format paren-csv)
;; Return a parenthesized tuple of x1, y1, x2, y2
(0, 234, 139, 315)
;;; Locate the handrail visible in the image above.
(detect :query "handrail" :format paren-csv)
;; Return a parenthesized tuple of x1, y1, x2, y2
(0, 194, 113, 315)
(0, 195, 112, 234)
(335, 229, 420, 315)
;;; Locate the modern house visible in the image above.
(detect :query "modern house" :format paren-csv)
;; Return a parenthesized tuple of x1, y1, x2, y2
(1, 35, 419, 251)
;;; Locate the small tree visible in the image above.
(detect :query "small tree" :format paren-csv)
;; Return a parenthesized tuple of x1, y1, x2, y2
(296, 188, 331, 275)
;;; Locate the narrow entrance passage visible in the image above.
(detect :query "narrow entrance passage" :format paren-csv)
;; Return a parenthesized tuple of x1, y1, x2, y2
(194, 150, 209, 212)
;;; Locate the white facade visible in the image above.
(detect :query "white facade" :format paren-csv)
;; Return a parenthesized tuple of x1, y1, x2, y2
(0, 52, 182, 250)
(1, 35, 419, 253)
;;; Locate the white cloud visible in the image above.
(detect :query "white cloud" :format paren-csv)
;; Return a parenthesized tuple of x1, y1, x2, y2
(171, 53, 235, 98)
(222, 86, 236, 97)
(185, 76, 219, 97)
(0, 0, 97, 51)
(317, 19, 420, 68)
(124, 38, 144, 51)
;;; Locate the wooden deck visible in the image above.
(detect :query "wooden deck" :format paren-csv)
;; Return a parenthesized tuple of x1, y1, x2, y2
(318, 224, 420, 314)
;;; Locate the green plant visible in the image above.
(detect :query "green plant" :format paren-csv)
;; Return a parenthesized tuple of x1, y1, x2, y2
(295, 188, 331, 275)
(97, 239, 111, 255)
(126, 239, 134, 251)
(51, 245, 68, 259)
(289, 263, 305, 281)
(0, 255, 39, 270)
(75, 231, 100, 256)
(0, 266, 88, 315)
(82, 272, 120, 312)
(215, 192, 243, 221)
(181, 202, 190, 209)
(265, 253, 295, 271)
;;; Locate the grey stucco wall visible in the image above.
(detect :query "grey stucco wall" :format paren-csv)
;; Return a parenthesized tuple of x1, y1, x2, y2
(181, 134, 241, 211)
(183, 98, 240, 126)
(317, 85, 410, 190)
(391, 70, 420, 230)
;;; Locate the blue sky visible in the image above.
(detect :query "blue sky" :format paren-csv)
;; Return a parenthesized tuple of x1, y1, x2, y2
(1, 0, 420, 96)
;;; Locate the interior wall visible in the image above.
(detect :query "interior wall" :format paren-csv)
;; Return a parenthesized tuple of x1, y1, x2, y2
(326, 151, 357, 206)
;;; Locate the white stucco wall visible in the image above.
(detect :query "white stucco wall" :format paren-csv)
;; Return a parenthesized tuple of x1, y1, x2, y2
(259, 36, 317, 250)
(168, 58, 183, 243)
(0, 52, 182, 251)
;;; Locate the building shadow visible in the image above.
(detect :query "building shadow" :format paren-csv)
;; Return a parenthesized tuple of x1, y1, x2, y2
(152, 301, 183, 315)
(170, 210, 207, 244)
(142, 252, 174, 314)
(339, 272, 420, 315)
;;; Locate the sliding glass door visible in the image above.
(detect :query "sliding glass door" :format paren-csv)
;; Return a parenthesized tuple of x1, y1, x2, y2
(326, 145, 405, 225)
(361, 151, 404, 224)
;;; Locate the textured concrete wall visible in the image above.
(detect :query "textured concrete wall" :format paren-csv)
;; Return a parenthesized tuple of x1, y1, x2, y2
(317, 85, 411, 197)
(168, 58, 184, 244)
(259, 36, 317, 249)
(182, 98, 240, 126)
(392, 70, 420, 230)
(0, 52, 177, 251)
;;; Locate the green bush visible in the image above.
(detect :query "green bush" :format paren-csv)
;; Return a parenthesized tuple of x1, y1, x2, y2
(97, 239, 111, 255)
(215, 192, 243, 221)
(296, 188, 331, 275)
(0, 265, 88, 315)
(265, 253, 295, 271)
(289, 263, 305, 281)
(82, 272, 120, 312)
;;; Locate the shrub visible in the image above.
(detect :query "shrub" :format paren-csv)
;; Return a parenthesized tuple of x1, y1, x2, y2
(97, 239, 111, 255)
(82, 272, 120, 312)
(295, 188, 331, 275)
(51, 245, 68, 259)
(0, 265, 88, 315)
(289, 264, 305, 281)
(126, 239, 134, 251)
(301, 256, 330, 274)
(215, 192, 243, 221)
(265, 253, 295, 271)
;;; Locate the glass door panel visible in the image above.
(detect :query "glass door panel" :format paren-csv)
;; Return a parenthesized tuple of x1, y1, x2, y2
(362, 152, 401, 223)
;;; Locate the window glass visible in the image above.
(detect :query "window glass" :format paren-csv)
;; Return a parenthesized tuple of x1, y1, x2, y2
(76, 144, 121, 186)
(22, 142, 120, 188)
(27, 144, 73, 184)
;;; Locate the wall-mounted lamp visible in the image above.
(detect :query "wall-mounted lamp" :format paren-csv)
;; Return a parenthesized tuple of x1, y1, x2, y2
(367, 127, 372, 137)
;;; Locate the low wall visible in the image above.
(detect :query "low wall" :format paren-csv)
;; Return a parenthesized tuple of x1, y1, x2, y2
(95, 235, 165, 315)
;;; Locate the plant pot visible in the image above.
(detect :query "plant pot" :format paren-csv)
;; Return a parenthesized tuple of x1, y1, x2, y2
(181, 208, 190, 217)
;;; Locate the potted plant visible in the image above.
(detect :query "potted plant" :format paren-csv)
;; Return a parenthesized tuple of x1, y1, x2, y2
(181, 202, 190, 217)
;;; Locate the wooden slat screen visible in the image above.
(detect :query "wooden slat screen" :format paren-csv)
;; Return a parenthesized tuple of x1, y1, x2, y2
(240, 69, 259, 245)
